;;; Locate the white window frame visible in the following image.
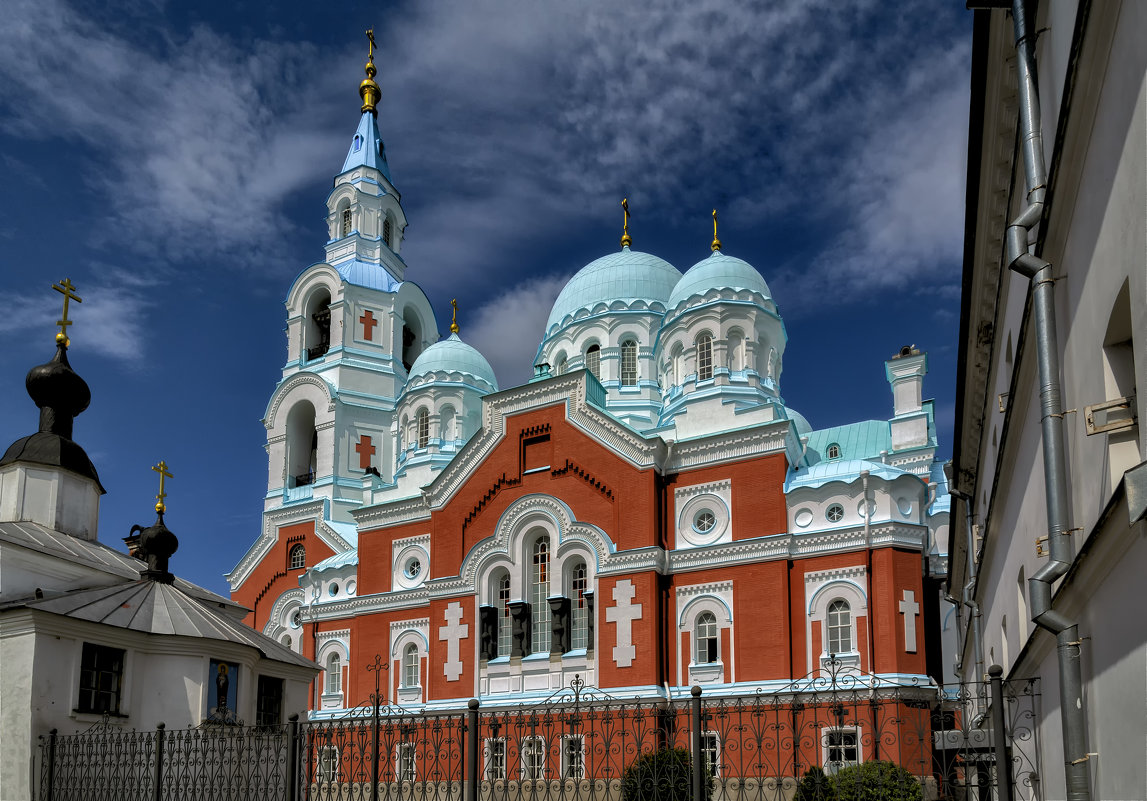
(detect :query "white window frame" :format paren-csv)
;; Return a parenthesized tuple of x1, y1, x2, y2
(584, 345, 601, 380)
(401, 643, 420, 688)
(619, 339, 638, 386)
(325, 653, 341, 694)
(318, 745, 339, 784)
(696, 334, 713, 381)
(530, 537, 551, 654)
(826, 599, 853, 655)
(396, 741, 416, 783)
(484, 737, 507, 781)
(417, 409, 430, 449)
(822, 727, 860, 775)
(520, 736, 546, 781)
(570, 560, 589, 651)
(701, 731, 721, 777)
(561, 734, 585, 780)
(496, 573, 512, 658)
(288, 544, 306, 570)
(695, 611, 719, 664)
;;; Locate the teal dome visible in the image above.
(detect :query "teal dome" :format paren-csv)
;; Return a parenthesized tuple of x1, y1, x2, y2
(545, 247, 681, 334)
(667, 251, 771, 309)
(408, 334, 498, 390)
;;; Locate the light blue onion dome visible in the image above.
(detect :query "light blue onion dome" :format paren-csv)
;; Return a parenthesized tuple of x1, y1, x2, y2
(408, 334, 498, 391)
(786, 408, 813, 437)
(545, 247, 681, 334)
(667, 251, 771, 309)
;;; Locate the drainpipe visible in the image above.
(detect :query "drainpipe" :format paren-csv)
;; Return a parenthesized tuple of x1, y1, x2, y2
(1004, 2, 1091, 798)
(861, 471, 875, 675)
(949, 489, 985, 683)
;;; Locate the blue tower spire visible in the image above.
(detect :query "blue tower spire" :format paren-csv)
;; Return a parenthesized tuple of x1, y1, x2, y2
(341, 111, 392, 181)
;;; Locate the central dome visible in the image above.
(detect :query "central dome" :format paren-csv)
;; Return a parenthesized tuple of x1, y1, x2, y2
(407, 334, 498, 391)
(545, 247, 681, 335)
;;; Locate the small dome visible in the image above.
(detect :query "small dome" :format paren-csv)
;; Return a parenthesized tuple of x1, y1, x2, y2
(667, 251, 771, 310)
(787, 409, 813, 437)
(545, 247, 681, 334)
(408, 334, 498, 390)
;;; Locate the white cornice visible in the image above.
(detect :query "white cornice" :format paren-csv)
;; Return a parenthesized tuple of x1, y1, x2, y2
(666, 419, 798, 471)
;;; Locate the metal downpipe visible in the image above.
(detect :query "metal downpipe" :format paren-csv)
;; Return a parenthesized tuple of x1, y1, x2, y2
(1005, 2, 1091, 799)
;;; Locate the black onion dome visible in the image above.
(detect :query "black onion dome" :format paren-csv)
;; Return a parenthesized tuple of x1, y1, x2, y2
(0, 343, 104, 492)
(131, 513, 180, 583)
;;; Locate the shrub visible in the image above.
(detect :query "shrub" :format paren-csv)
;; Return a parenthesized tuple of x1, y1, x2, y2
(832, 760, 923, 801)
(620, 747, 712, 801)
(794, 765, 836, 801)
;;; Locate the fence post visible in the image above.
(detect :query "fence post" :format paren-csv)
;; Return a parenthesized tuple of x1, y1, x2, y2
(691, 686, 703, 801)
(466, 699, 480, 801)
(286, 714, 300, 801)
(44, 729, 58, 801)
(371, 697, 381, 801)
(989, 666, 1014, 801)
(153, 723, 165, 801)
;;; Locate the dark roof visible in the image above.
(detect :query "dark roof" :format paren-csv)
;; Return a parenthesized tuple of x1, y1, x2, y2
(0, 432, 105, 492)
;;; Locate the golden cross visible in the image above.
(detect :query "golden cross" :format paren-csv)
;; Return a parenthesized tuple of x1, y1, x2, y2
(711, 208, 722, 252)
(366, 28, 376, 62)
(52, 278, 82, 345)
(450, 298, 460, 334)
(152, 460, 173, 513)
(620, 198, 632, 248)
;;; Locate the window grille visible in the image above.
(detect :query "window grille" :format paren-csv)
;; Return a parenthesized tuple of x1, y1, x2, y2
(562, 735, 585, 779)
(256, 676, 284, 727)
(288, 544, 306, 570)
(77, 643, 125, 714)
(521, 737, 545, 780)
(697, 335, 713, 381)
(827, 599, 852, 653)
(571, 561, 588, 650)
(341, 208, 352, 237)
(825, 729, 859, 773)
(701, 733, 721, 777)
(417, 409, 429, 449)
(383, 216, 393, 248)
(695, 612, 718, 664)
(531, 537, 551, 653)
(827, 443, 841, 459)
(620, 340, 638, 386)
(318, 747, 339, 784)
(397, 743, 416, 782)
(486, 739, 507, 780)
(497, 574, 512, 657)
(402, 643, 419, 688)
(584, 345, 600, 379)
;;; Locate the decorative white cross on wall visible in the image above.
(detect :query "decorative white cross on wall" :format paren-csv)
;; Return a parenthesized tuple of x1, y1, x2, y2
(438, 601, 469, 681)
(899, 590, 919, 653)
(605, 579, 642, 668)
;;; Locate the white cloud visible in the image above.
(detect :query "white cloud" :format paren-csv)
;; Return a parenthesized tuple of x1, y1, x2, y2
(463, 273, 572, 389)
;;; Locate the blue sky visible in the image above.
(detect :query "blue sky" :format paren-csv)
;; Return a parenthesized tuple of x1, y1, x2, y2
(0, 0, 971, 596)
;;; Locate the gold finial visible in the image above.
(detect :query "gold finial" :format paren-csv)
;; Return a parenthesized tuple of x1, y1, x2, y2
(359, 28, 381, 115)
(710, 208, 722, 252)
(450, 299, 460, 334)
(620, 198, 632, 248)
(152, 460, 173, 514)
(52, 278, 82, 346)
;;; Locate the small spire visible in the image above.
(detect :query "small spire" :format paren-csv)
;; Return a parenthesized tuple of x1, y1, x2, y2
(711, 209, 722, 252)
(52, 278, 82, 347)
(152, 460, 173, 514)
(359, 29, 381, 115)
(620, 198, 632, 248)
(450, 299, 460, 334)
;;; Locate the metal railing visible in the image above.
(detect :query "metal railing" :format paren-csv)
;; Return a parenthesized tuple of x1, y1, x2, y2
(39, 660, 1041, 801)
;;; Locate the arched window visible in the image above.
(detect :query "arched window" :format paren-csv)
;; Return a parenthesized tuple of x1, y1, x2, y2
(417, 409, 429, 449)
(286, 402, 318, 488)
(496, 572, 512, 658)
(619, 339, 638, 386)
(383, 216, 393, 249)
(570, 560, 588, 650)
(584, 345, 601, 380)
(728, 332, 744, 372)
(305, 290, 332, 360)
(288, 544, 306, 570)
(826, 443, 841, 460)
(326, 653, 342, 694)
(401, 309, 423, 371)
(671, 344, 684, 386)
(402, 643, 419, 688)
(440, 407, 457, 445)
(695, 611, 718, 664)
(696, 334, 713, 381)
(827, 599, 852, 654)
(531, 537, 551, 653)
(554, 354, 567, 376)
(341, 208, 353, 238)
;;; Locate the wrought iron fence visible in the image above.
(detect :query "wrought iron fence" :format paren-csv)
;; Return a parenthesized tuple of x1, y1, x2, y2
(38, 660, 1041, 801)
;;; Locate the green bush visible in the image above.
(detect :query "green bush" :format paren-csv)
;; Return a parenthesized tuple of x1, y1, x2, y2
(832, 760, 922, 801)
(794, 765, 836, 801)
(620, 747, 712, 801)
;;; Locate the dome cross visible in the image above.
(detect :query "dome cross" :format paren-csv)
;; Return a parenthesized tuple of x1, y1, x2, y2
(711, 209, 722, 252)
(52, 278, 82, 346)
(152, 460, 173, 513)
(620, 198, 632, 248)
(450, 298, 460, 334)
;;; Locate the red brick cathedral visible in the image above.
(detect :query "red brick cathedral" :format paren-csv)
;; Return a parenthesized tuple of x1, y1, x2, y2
(229, 47, 952, 741)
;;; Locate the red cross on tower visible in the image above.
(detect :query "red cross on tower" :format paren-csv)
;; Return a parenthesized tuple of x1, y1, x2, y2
(355, 435, 376, 470)
(359, 310, 377, 341)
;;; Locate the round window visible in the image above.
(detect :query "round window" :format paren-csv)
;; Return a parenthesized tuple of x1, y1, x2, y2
(826, 503, 845, 523)
(329, 583, 339, 597)
(290, 610, 301, 628)
(404, 558, 422, 580)
(693, 509, 717, 533)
